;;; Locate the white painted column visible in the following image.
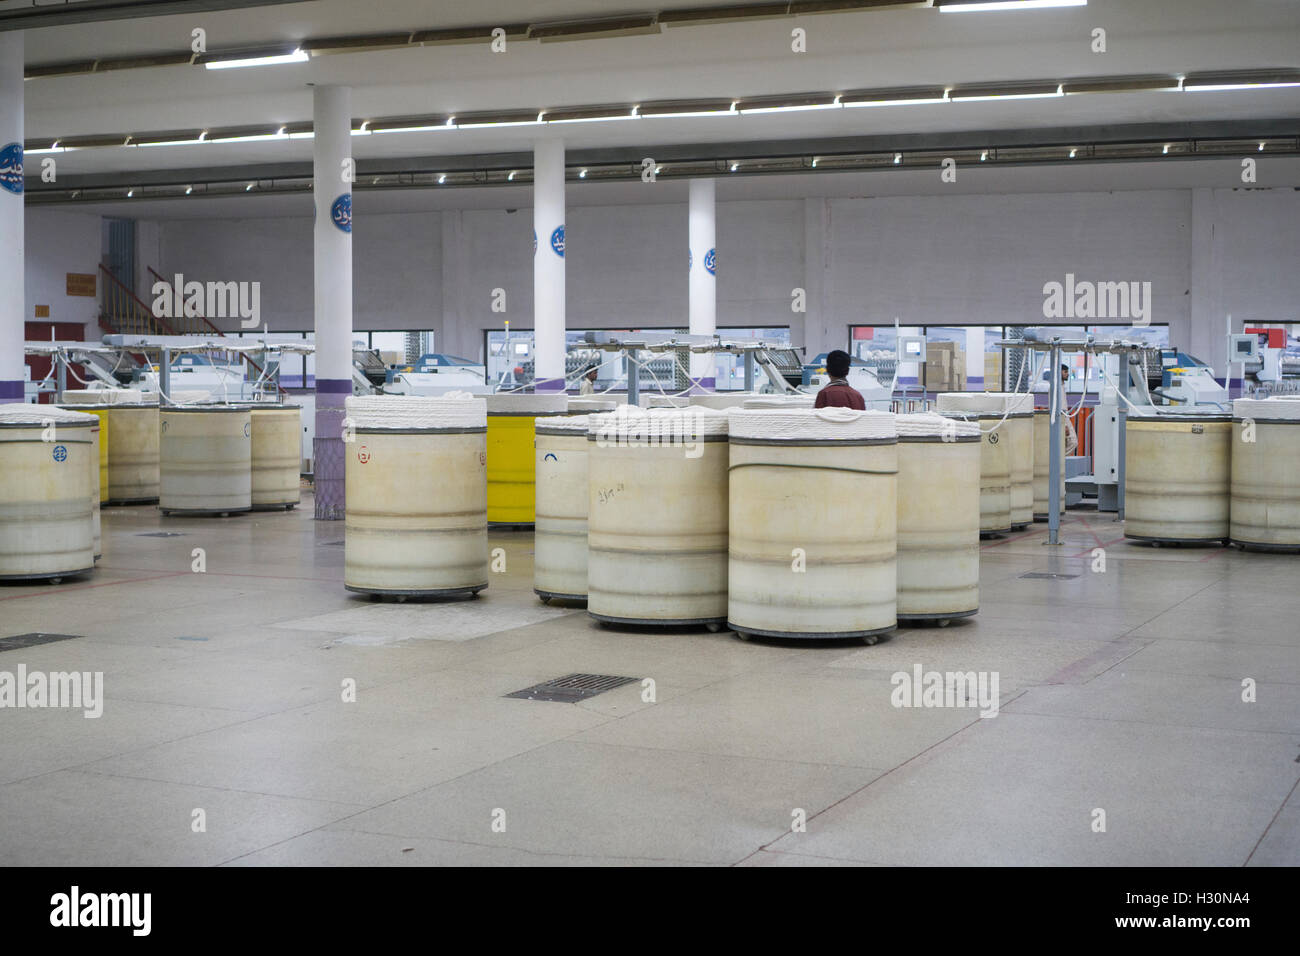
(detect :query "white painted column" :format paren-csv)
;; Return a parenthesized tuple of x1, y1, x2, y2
(0, 32, 25, 402)
(312, 84, 353, 518)
(688, 178, 717, 387)
(533, 139, 566, 391)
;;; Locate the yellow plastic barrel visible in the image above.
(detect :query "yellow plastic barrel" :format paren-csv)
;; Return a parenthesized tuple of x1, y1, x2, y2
(485, 394, 568, 524)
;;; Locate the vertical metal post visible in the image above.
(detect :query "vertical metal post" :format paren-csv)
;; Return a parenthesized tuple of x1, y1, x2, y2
(1117, 349, 1130, 521)
(55, 351, 67, 400)
(160, 348, 171, 406)
(744, 350, 756, 392)
(626, 349, 639, 407)
(1048, 343, 1063, 546)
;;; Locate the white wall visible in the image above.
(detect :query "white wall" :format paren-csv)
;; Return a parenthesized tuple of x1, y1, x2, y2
(23, 208, 102, 336)
(32, 183, 1294, 369)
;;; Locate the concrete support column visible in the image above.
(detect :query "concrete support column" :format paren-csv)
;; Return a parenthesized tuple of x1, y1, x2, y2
(532, 139, 566, 391)
(312, 85, 353, 519)
(0, 32, 25, 402)
(688, 178, 717, 388)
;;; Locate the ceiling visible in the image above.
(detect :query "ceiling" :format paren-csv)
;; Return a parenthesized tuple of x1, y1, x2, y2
(15, 0, 1300, 202)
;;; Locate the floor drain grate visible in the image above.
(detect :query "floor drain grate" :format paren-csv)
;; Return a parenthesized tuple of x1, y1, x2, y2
(0, 633, 83, 652)
(1020, 572, 1079, 580)
(320, 541, 345, 547)
(136, 532, 187, 538)
(506, 673, 639, 703)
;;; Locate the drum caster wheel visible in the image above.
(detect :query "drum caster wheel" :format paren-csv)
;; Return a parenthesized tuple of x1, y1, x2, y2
(539, 595, 551, 605)
(705, 622, 723, 633)
(937, 618, 951, 628)
(860, 634, 879, 646)
(49, 577, 63, 585)
(733, 631, 750, 642)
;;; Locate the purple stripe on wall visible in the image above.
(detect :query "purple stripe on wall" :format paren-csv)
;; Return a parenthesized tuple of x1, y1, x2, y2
(535, 378, 567, 392)
(315, 379, 353, 395)
(0, 382, 24, 400)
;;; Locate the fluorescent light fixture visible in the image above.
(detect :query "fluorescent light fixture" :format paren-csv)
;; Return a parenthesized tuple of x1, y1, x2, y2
(729, 163, 739, 172)
(950, 83, 1063, 101)
(507, 170, 516, 181)
(736, 95, 840, 115)
(811, 157, 818, 168)
(1184, 70, 1300, 92)
(542, 108, 639, 124)
(980, 151, 988, 161)
(126, 189, 134, 197)
(1069, 147, 1077, 158)
(185, 186, 193, 195)
(638, 99, 738, 119)
(939, 1, 1086, 11)
(454, 111, 545, 129)
(578, 168, 587, 178)
(207, 131, 289, 144)
(893, 153, 902, 164)
(245, 183, 254, 191)
(369, 115, 456, 134)
(840, 86, 949, 107)
(1063, 75, 1181, 94)
(204, 48, 308, 70)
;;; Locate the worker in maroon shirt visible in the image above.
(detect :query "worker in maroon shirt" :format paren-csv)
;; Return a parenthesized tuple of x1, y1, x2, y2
(814, 350, 866, 410)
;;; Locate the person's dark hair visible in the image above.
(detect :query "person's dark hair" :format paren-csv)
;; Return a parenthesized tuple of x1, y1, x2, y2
(826, 350, 851, 379)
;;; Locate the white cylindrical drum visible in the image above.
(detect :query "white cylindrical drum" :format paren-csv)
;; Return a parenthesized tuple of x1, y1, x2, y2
(689, 394, 755, 410)
(742, 395, 816, 409)
(567, 397, 620, 413)
(1125, 409, 1231, 544)
(345, 395, 489, 598)
(534, 415, 594, 602)
(250, 404, 302, 510)
(936, 393, 1013, 535)
(1033, 408, 1065, 520)
(103, 404, 160, 504)
(0, 404, 96, 581)
(728, 408, 898, 640)
(587, 406, 729, 625)
(1230, 398, 1300, 551)
(159, 405, 253, 516)
(1003, 393, 1035, 527)
(896, 413, 980, 622)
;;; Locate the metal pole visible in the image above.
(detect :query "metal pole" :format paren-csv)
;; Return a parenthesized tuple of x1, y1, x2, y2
(1048, 342, 1063, 546)
(55, 351, 67, 400)
(1117, 350, 1130, 521)
(626, 348, 640, 407)
(160, 347, 171, 406)
(744, 350, 756, 392)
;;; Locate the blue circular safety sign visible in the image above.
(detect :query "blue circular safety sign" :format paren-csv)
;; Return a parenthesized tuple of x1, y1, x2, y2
(52, 444, 67, 462)
(704, 247, 716, 275)
(330, 193, 352, 233)
(550, 225, 565, 258)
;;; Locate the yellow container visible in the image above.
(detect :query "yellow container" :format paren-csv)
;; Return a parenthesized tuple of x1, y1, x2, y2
(485, 394, 568, 524)
(82, 408, 110, 501)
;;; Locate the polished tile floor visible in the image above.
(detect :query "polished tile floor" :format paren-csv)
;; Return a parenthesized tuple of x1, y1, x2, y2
(0, 498, 1296, 866)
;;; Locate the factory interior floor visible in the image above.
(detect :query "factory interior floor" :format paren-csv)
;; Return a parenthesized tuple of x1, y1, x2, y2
(1, 496, 1297, 867)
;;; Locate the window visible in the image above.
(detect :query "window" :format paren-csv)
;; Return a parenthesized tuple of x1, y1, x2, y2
(849, 323, 1171, 393)
(484, 327, 790, 391)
